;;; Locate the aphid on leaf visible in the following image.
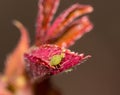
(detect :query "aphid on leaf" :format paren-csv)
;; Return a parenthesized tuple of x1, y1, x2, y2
(0, 0, 93, 94)
(50, 53, 65, 66)
(23, 0, 93, 79)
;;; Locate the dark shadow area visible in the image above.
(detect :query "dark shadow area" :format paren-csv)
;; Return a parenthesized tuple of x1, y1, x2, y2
(34, 79, 61, 95)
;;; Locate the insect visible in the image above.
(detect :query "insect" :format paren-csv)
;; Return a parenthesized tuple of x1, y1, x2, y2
(50, 53, 65, 66)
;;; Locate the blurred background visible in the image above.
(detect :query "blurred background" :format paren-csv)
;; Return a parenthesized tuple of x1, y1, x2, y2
(0, 0, 120, 95)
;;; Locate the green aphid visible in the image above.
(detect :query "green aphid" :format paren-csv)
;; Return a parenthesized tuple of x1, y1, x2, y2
(50, 53, 65, 66)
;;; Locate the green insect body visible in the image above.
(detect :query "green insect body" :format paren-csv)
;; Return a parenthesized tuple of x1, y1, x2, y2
(50, 53, 65, 66)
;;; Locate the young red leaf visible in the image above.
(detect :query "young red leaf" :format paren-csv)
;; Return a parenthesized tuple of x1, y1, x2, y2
(24, 44, 89, 79)
(36, 0, 60, 45)
(55, 16, 93, 48)
(4, 21, 30, 79)
(46, 4, 93, 41)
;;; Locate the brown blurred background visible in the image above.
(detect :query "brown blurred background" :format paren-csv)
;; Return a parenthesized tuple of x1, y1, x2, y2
(0, 0, 120, 95)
